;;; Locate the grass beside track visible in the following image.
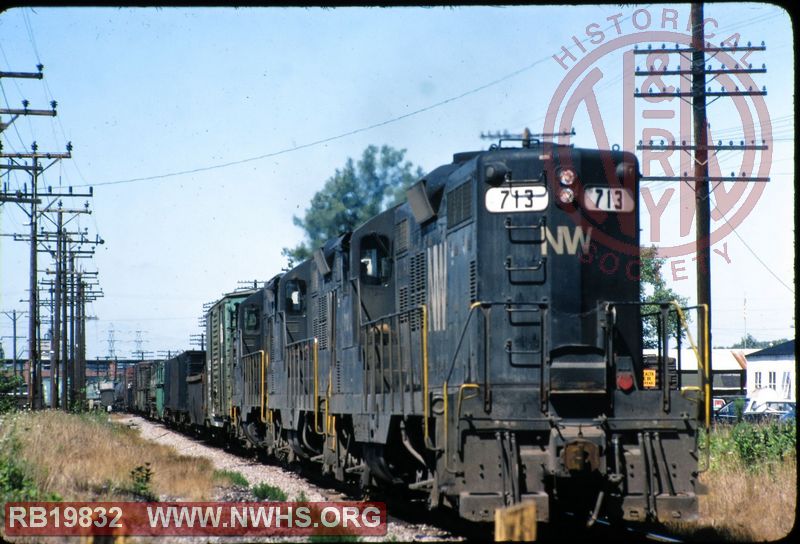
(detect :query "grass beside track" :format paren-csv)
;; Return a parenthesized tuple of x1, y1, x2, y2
(669, 421, 797, 541)
(0, 410, 226, 505)
(2, 411, 795, 541)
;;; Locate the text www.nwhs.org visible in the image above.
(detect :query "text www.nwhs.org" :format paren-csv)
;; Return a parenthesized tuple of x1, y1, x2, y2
(4, 501, 387, 536)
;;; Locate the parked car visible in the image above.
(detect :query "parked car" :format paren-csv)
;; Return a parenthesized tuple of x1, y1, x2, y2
(743, 401, 796, 424)
(714, 400, 743, 425)
(778, 404, 796, 423)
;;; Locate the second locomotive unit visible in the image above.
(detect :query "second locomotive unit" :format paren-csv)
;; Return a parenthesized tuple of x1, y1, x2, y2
(128, 135, 707, 525)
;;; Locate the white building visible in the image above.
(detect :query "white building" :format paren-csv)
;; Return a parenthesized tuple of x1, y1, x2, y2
(745, 340, 795, 402)
(643, 348, 753, 396)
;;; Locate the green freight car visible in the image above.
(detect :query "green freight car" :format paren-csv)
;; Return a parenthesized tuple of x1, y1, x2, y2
(205, 288, 258, 430)
(152, 360, 165, 419)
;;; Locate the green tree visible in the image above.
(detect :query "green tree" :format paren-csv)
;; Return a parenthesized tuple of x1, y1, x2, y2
(729, 335, 790, 349)
(283, 145, 424, 265)
(640, 246, 689, 348)
(0, 373, 23, 413)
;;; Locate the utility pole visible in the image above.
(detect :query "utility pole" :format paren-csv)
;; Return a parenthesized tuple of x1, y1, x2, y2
(29, 150, 40, 408)
(1, 310, 25, 378)
(691, 4, 712, 391)
(50, 211, 63, 409)
(633, 4, 768, 422)
(1, 119, 71, 411)
(743, 294, 748, 348)
(1, 64, 104, 411)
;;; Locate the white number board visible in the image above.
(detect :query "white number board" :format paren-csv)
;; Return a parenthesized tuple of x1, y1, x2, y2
(485, 185, 548, 213)
(583, 187, 634, 212)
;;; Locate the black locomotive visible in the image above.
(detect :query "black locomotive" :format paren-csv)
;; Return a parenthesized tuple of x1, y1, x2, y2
(124, 136, 708, 525)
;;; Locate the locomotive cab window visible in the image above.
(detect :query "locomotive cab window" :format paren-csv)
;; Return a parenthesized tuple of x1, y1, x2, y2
(244, 305, 259, 332)
(359, 234, 392, 286)
(285, 279, 306, 314)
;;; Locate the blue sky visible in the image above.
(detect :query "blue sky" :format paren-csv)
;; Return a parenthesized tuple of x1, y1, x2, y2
(0, 5, 794, 359)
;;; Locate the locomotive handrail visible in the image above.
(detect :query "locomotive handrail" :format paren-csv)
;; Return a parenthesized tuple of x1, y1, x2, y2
(285, 337, 318, 422)
(672, 303, 711, 435)
(252, 350, 269, 424)
(504, 216, 546, 244)
(445, 300, 549, 415)
(313, 337, 322, 434)
(504, 256, 546, 272)
(421, 304, 430, 449)
(360, 304, 426, 418)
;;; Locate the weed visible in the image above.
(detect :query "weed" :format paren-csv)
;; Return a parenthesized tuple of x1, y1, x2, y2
(295, 490, 309, 502)
(308, 536, 360, 543)
(129, 463, 157, 501)
(214, 469, 249, 488)
(252, 482, 288, 501)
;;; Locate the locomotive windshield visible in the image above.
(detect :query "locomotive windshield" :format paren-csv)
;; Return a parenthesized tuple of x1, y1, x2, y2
(285, 279, 306, 313)
(359, 234, 392, 286)
(244, 305, 259, 332)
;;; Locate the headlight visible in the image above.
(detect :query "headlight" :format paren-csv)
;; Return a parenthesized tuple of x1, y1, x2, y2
(558, 168, 576, 186)
(558, 188, 575, 204)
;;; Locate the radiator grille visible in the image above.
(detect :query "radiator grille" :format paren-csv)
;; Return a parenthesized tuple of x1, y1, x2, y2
(395, 219, 409, 255)
(447, 181, 472, 229)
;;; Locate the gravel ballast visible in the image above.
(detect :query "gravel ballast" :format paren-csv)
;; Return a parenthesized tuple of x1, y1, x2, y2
(116, 414, 460, 542)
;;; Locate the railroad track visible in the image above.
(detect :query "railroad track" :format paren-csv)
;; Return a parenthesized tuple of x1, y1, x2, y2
(128, 414, 690, 542)
(560, 510, 684, 542)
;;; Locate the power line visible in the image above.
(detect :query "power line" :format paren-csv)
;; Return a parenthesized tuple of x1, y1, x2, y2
(79, 11, 645, 189)
(84, 57, 555, 188)
(715, 205, 795, 295)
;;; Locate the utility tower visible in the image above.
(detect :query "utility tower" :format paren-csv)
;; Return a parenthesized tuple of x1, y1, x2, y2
(633, 3, 769, 416)
(107, 325, 117, 358)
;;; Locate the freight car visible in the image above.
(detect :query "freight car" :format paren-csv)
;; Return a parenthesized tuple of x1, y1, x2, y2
(128, 137, 709, 526)
(164, 350, 205, 428)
